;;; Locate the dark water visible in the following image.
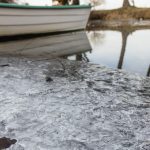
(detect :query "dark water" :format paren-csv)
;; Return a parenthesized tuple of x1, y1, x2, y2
(0, 29, 149, 76)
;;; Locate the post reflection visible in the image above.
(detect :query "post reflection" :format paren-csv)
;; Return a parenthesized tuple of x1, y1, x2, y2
(147, 65, 150, 77)
(118, 31, 130, 69)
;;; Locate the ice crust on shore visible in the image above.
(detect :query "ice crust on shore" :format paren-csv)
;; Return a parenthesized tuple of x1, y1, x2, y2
(0, 57, 149, 150)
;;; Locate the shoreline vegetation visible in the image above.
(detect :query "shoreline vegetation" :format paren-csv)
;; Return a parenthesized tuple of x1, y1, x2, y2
(90, 7, 150, 21)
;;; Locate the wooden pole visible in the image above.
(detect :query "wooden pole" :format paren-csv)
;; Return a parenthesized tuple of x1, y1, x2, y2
(147, 65, 150, 77)
(123, 0, 130, 7)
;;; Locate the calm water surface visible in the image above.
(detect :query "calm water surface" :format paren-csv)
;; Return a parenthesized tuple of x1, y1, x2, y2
(85, 30, 150, 76)
(0, 29, 149, 76)
(69, 29, 150, 76)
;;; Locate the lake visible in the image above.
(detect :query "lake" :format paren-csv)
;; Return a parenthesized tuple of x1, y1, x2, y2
(0, 28, 149, 77)
(87, 29, 150, 76)
(69, 28, 150, 77)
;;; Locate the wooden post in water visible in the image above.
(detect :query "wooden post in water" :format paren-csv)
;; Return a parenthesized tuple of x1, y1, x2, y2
(147, 65, 150, 77)
(76, 54, 82, 61)
(123, 0, 130, 7)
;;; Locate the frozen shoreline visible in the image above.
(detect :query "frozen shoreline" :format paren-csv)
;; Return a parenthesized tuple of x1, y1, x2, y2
(0, 57, 150, 150)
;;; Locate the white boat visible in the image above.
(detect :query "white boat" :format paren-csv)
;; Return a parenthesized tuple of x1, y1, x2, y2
(0, 31, 91, 58)
(0, 3, 91, 36)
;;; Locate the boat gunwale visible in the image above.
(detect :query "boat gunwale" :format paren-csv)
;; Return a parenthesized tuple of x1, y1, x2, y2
(0, 3, 91, 9)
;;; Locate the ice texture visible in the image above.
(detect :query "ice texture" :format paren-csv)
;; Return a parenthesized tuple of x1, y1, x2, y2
(0, 57, 149, 150)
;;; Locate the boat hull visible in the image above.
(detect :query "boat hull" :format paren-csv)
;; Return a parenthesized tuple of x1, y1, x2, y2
(0, 4, 91, 36)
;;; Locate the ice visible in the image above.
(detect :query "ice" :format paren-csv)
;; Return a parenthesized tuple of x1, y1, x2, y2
(0, 57, 149, 150)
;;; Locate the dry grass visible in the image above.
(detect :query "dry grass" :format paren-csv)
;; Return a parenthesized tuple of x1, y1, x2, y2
(90, 7, 150, 20)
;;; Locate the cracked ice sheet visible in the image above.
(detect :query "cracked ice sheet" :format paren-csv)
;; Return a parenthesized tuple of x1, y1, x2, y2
(0, 57, 150, 150)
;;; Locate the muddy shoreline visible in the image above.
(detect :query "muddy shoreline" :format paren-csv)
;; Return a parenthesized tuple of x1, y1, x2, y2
(90, 7, 150, 21)
(87, 19, 150, 30)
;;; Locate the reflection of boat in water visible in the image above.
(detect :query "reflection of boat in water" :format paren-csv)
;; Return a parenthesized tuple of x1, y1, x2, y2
(0, 31, 91, 58)
(0, 3, 91, 36)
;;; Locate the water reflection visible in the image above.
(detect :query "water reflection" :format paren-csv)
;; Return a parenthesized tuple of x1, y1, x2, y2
(0, 29, 149, 77)
(87, 29, 150, 76)
(85, 31, 122, 67)
(0, 31, 91, 59)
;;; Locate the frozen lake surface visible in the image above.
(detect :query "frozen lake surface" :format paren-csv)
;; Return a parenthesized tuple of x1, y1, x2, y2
(0, 57, 149, 150)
